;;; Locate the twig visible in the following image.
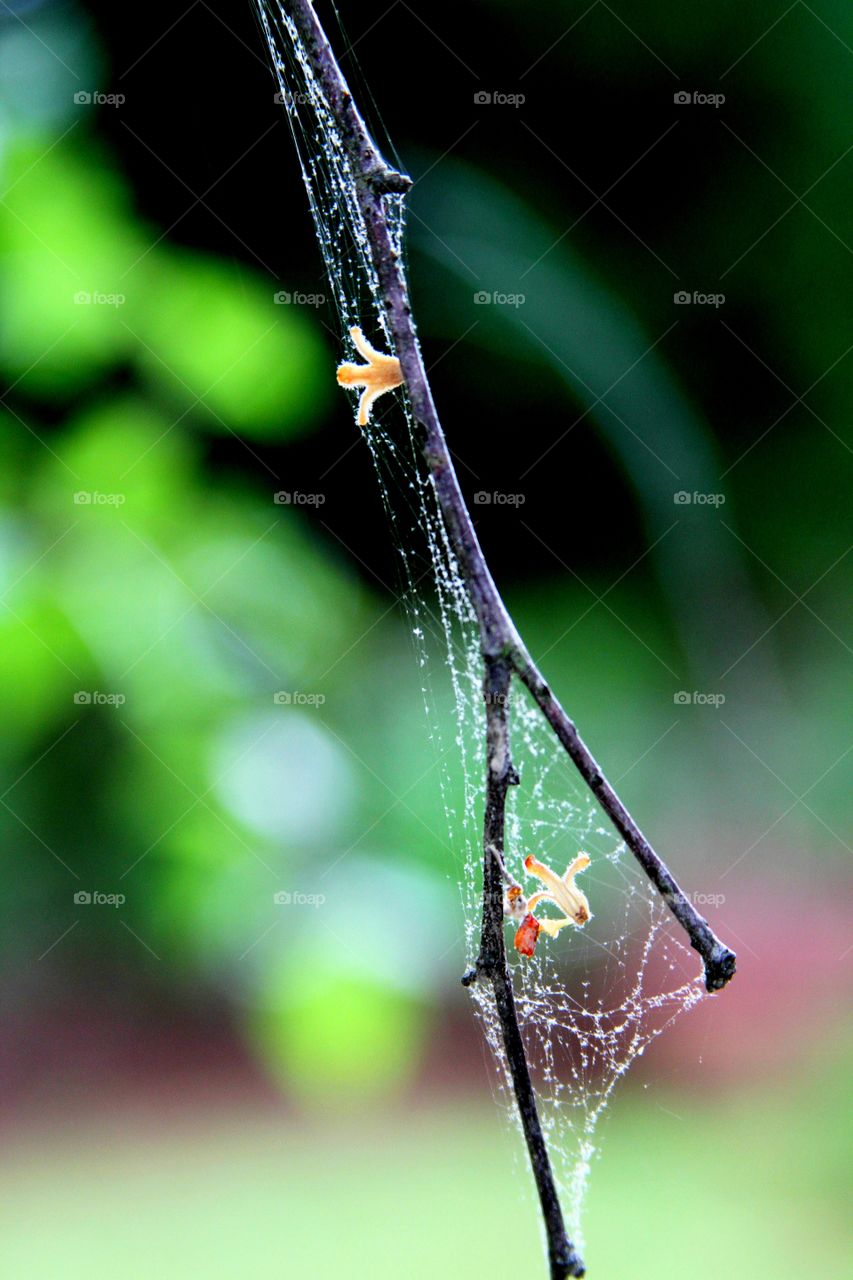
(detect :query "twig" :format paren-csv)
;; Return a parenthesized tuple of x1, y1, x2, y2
(281, 0, 736, 989)
(461, 657, 585, 1278)
(273, 4, 736, 1274)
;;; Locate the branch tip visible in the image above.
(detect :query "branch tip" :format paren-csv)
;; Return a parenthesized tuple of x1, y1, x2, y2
(552, 1244, 587, 1279)
(703, 943, 737, 992)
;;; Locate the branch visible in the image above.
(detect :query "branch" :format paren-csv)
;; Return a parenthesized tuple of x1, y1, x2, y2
(282, 0, 736, 993)
(277, 2, 737, 1272)
(461, 657, 585, 1278)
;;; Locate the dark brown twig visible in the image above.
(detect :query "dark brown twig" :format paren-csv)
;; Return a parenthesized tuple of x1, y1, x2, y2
(461, 657, 585, 1277)
(274, 0, 735, 996)
(265, 5, 737, 1274)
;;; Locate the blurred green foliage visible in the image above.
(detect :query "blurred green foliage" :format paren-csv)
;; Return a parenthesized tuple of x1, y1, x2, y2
(0, 118, 431, 1099)
(1, 137, 330, 428)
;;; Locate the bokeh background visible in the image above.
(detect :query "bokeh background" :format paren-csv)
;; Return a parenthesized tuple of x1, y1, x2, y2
(1, 1, 850, 1276)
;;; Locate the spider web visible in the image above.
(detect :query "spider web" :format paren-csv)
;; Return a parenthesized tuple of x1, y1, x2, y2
(254, 0, 705, 1249)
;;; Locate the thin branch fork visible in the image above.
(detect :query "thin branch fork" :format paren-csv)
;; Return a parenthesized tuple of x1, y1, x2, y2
(276, 4, 736, 1274)
(283, 0, 735, 995)
(462, 657, 585, 1278)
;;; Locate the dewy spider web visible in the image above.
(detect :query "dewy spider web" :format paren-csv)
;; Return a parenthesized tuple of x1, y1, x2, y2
(254, 1, 705, 1247)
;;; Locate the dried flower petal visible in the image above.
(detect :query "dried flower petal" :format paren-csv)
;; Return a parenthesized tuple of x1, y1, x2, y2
(514, 913, 541, 957)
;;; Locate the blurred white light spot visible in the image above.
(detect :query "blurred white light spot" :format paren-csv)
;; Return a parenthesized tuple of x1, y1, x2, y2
(318, 854, 460, 996)
(213, 711, 354, 844)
